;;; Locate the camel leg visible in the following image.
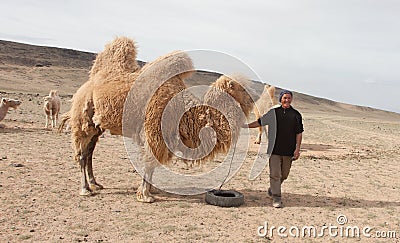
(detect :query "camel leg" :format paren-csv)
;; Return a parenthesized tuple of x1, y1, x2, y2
(45, 115, 49, 128)
(79, 151, 91, 196)
(86, 132, 104, 191)
(254, 126, 262, 144)
(137, 173, 155, 203)
(137, 153, 157, 203)
(254, 109, 262, 144)
(78, 133, 101, 196)
(49, 110, 53, 128)
(54, 114, 58, 128)
(51, 115, 56, 128)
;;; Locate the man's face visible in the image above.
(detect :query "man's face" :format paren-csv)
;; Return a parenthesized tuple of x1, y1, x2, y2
(281, 94, 292, 108)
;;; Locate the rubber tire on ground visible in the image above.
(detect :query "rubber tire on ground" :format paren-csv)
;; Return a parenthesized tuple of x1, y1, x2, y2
(205, 189, 244, 207)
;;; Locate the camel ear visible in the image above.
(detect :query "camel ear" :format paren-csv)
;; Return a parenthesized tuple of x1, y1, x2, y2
(2, 98, 6, 103)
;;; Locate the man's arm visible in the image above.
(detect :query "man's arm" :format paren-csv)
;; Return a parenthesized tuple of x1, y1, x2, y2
(293, 133, 302, 160)
(242, 120, 261, 128)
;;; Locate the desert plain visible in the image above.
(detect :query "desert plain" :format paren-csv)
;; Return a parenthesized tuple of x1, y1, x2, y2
(1, 40, 400, 242)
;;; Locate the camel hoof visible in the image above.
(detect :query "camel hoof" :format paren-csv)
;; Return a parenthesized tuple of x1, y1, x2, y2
(80, 188, 92, 196)
(136, 192, 155, 203)
(137, 196, 155, 203)
(89, 183, 104, 191)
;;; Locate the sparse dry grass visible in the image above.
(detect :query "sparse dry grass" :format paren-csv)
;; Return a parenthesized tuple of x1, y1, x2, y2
(1, 42, 400, 241)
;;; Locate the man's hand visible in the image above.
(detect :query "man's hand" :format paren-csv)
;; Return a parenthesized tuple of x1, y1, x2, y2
(293, 133, 302, 161)
(293, 148, 300, 160)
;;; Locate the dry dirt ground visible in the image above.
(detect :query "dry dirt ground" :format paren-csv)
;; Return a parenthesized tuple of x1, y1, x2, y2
(1, 89, 399, 242)
(1, 40, 400, 242)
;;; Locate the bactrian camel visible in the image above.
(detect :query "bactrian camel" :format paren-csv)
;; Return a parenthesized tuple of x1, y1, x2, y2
(60, 37, 260, 202)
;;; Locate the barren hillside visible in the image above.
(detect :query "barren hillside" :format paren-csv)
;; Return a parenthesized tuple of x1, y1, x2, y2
(1, 39, 398, 121)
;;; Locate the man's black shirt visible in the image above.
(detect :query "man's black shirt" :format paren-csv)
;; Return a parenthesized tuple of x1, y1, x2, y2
(258, 106, 304, 156)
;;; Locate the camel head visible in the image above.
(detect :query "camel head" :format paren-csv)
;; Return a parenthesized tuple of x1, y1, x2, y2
(43, 96, 52, 102)
(1, 98, 21, 109)
(49, 90, 59, 97)
(211, 74, 256, 117)
(258, 84, 278, 107)
(43, 96, 53, 108)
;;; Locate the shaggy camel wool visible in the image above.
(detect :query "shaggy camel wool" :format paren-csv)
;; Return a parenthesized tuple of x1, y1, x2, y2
(61, 36, 258, 202)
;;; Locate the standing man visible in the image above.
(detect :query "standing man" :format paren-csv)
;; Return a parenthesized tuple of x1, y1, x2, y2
(243, 90, 303, 208)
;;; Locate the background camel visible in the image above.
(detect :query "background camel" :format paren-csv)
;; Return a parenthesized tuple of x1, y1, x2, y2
(61, 37, 257, 203)
(0, 98, 22, 128)
(253, 85, 278, 144)
(43, 90, 61, 129)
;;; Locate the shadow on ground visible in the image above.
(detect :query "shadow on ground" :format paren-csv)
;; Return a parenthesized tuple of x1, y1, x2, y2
(94, 187, 400, 209)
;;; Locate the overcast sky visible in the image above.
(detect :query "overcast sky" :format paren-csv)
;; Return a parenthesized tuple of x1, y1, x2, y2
(1, 0, 399, 113)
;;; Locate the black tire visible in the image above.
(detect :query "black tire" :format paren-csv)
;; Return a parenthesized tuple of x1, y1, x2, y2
(205, 189, 244, 207)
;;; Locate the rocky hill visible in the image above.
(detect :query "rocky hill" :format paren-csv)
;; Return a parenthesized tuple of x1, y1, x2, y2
(1, 39, 399, 120)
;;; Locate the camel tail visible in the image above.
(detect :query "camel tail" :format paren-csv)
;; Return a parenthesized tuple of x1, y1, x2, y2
(58, 111, 71, 133)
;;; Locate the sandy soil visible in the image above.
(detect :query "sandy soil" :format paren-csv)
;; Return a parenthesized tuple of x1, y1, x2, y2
(1, 40, 399, 242)
(1, 88, 399, 242)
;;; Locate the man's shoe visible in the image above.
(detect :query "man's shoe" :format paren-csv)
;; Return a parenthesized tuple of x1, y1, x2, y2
(272, 197, 283, 208)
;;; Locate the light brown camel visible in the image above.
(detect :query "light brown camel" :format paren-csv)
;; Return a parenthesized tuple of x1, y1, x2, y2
(60, 37, 256, 202)
(0, 98, 22, 128)
(43, 90, 61, 129)
(253, 85, 278, 144)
